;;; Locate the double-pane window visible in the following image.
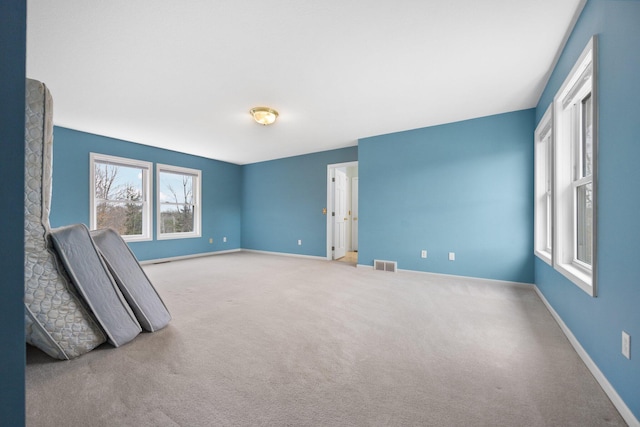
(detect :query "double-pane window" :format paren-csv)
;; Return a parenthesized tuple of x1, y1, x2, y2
(575, 92, 593, 266)
(157, 164, 201, 239)
(90, 153, 152, 241)
(544, 36, 598, 296)
(534, 106, 553, 264)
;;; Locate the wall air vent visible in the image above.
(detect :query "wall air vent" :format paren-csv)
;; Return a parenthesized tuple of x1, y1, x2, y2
(374, 260, 397, 272)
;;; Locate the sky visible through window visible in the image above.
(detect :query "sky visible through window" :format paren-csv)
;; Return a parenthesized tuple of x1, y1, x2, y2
(159, 171, 193, 204)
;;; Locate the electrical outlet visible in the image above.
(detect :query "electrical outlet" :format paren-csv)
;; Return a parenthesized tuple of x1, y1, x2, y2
(448, 252, 455, 261)
(298, 239, 302, 246)
(421, 250, 427, 259)
(209, 238, 213, 244)
(223, 237, 227, 243)
(622, 331, 631, 359)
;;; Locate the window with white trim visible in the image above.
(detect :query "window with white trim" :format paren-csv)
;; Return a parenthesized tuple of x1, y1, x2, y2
(90, 153, 152, 242)
(552, 36, 597, 296)
(534, 105, 553, 265)
(157, 164, 201, 240)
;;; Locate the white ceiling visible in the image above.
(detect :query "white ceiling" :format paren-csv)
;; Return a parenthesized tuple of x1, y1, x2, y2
(27, 0, 584, 165)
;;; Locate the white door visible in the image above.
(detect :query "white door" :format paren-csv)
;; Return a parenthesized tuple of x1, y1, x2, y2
(333, 169, 347, 259)
(351, 177, 358, 251)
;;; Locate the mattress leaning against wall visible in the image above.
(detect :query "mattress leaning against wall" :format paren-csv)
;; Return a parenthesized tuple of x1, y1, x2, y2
(24, 78, 106, 359)
(91, 228, 172, 332)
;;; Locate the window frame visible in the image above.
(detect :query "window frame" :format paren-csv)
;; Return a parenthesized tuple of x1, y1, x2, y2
(89, 153, 152, 242)
(534, 104, 553, 265)
(156, 163, 202, 240)
(552, 36, 598, 296)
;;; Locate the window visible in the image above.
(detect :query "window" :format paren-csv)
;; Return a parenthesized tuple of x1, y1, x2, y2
(552, 36, 597, 296)
(90, 153, 152, 242)
(534, 105, 553, 265)
(157, 164, 201, 240)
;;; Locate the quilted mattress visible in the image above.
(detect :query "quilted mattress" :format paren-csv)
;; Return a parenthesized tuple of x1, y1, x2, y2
(24, 78, 106, 359)
(91, 228, 171, 332)
(50, 224, 142, 347)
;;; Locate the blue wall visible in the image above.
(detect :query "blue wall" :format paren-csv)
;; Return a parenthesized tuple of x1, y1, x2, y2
(358, 110, 535, 283)
(51, 127, 242, 261)
(242, 147, 357, 257)
(0, 0, 26, 424)
(534, 0, 640, 420)
(15, 0, 638, 422)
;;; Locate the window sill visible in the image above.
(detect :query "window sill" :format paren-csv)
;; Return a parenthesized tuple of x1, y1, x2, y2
(555, 261, 595, 297)
(534, 249, 552, 266)
(157, 232, 201, 241)
(119, 235, 152, 243)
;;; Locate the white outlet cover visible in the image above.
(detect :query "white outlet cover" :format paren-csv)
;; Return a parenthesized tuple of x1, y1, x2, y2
(622, 331, 631, 359)
(448, 252, 455, 261)
(421, 250, 427, 258)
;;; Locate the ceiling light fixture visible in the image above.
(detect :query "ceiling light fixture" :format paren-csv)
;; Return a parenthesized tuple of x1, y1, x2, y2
(250, 107, 279, 126)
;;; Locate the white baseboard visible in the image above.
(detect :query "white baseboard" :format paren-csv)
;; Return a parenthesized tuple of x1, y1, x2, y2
(139, 248, 241, 265)
(241, 249, 327, 261)
(403, 268, 535, 288)
(534, 286, 639, 427)
(141, 248, 326, 266)
(366, 265, 533, 288)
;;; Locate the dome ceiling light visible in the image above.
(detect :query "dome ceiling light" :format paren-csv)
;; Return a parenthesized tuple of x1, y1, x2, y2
(250, 107, 279, 126)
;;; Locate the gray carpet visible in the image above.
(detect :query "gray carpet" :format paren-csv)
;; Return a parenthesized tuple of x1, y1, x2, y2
(26, 252, 625, 426)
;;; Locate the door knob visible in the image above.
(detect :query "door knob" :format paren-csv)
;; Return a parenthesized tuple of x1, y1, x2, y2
(344, 217, 348, 221)
(354, 217, 358, 220)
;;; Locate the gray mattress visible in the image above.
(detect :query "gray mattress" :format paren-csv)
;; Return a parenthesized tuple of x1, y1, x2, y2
(91, 228, 171, 332)
(50, 224, 142, 347)
(24, 78, 106, 359)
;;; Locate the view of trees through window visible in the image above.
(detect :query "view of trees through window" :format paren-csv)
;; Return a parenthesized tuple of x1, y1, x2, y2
(94, 162, 145, 236)
(576, 92, 593, 265)
(159, 170, 195, 234)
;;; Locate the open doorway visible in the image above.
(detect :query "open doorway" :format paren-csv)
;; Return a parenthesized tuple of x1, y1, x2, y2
(326, 161, 358, 264)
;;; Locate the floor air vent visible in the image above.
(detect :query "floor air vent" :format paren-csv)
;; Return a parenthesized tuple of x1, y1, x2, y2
(374, 260, 397, 272)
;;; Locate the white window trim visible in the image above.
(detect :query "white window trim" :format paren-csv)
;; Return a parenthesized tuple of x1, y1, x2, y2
(156, 163, 202, 240)
(89, 153, 152, 242)
(534, 104, 553, 266)
(552, 36, 598, 296)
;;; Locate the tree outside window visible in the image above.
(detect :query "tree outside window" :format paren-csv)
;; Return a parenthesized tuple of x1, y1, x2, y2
(159, 171, 194, 234)
(91, 154, 152, 241)
(157, 164, 201, 239)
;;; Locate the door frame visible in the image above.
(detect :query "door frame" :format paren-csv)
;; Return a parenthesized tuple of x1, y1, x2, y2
(351, 176, 359, 252)
(326, 161, 358, 260)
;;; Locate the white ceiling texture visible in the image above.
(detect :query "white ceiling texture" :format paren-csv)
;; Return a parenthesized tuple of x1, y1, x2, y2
(27, 0, 585, 165)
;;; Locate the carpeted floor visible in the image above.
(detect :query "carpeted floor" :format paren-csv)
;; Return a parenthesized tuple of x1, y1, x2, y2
(26, 252, 625, 426)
